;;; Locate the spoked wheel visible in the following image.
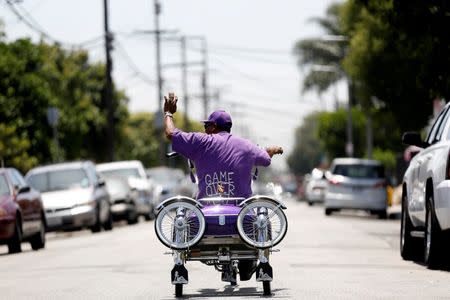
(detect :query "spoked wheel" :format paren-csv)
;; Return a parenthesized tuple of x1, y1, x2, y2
(175, 283, 183, 298)
(155, 201, 206, 250)
(263, 281, 271, 296)
(237, 199, 287, 249)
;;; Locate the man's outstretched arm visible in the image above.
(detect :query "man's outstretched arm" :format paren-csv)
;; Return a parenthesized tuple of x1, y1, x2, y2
(164, 92, 178, 141)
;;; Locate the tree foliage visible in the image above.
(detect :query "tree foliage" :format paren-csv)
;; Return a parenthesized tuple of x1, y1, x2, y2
(0, 38, 128, 171)
(287, 112, 326, 175)
(292, 3, 347, 94)
(341, 0, 450, 131)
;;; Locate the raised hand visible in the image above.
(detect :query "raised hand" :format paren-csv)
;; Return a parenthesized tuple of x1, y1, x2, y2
(164, 92, 178, 114)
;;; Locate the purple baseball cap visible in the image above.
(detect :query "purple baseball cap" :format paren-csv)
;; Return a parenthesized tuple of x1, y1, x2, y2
(202, 110, 232, 127)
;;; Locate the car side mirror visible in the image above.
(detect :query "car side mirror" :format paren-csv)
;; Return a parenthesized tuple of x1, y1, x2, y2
(402, 132, 428, 148)
(18, 186, 31, 194)
(97, 179, 106, 187)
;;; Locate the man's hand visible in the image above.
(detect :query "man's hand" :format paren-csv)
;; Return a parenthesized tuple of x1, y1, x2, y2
(266, 146, 283, 158)
(164, 92, 178, 114)
(163, 92, 178, 141)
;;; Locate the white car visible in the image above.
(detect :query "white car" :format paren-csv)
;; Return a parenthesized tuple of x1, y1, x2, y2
(25, 161, 113, 233)
(324, 158, 387, 218)
(97, 160, 155, 220)
(401, 102, 450, 269)
(304, 168, 327, 206)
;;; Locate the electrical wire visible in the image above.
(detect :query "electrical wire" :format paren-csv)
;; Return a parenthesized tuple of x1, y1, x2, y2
(4, 0, 104, 49)
(114, 38, 156, 86)
(209, 44, 291, 55)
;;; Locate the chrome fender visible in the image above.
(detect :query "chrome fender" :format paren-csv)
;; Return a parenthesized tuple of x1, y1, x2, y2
(156, 195, 204, 212)
(238, 195, 287, 209)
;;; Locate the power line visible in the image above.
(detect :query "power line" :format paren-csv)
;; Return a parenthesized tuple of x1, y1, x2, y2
(189, 45, 292, 65)
(3, 1, 104, 49)
(209, 48, 293, 65)
(114, 38, 156, 86)
(210, 44, 291, 55)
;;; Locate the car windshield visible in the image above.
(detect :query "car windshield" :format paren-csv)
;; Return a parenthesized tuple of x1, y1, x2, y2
(99, 168, 141, 179)
(147, 169, 181, 184)
(104, 177, 129, 194)
(0, 175, 10, 196)
(332, 164, 384, 179)
(27, 169, 90, 192)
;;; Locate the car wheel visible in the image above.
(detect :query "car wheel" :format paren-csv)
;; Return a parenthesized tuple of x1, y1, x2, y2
(325, 208, 333, 216)
(308, 201, 313, 206)
(263, 281, 271, 296)
(175, 283, 183, 298)
(8, 217, 22, 254)
(400, 190, 422, 261)
(377, 210, 387, 219)
(144, 209, 156, 221)
(103, 208, 114, 231)
(90, 207, 102, 233)
(424, 198, 443, 269)
(127, 210, 139, 225)
(30, 214, 46, 250)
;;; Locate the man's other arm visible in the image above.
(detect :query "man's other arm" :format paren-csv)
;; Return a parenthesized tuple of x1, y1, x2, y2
(266, 146, 283, 158)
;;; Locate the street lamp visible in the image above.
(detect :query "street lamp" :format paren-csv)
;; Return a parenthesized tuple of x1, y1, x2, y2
(317, 35, 353, 157)
(311, 64, 353, 157)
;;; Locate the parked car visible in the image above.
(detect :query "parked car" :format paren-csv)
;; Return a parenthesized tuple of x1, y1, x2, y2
(97, 161, 155, 220)
(0, 168, 46, 254)
(401, 102, 450, 268)
(146, 167, 194, 207)
(103, 175, 139, 224)
(324, 158, 387, 218)
(25, 161, 113, 233)
(305, 168, 327, 206)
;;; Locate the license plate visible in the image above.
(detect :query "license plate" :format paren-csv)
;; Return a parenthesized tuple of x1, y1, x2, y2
(352, 186, 363, 192)
(47, 216, 62, 227)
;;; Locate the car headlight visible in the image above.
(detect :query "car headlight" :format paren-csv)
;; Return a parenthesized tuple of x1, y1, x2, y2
(76, 198, 96, 207)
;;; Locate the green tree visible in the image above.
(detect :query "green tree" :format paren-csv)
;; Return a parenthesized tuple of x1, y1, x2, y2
(317, 108, 366, 158)
(116, 112, 203, 168)
(292, 3, 347, 94)
(341, 0, 450, 132)
(287, 112, 326, 175)
(0, 38, 129, 169)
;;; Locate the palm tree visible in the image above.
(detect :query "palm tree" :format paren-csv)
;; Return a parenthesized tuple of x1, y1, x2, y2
(292, 3, 347, 95)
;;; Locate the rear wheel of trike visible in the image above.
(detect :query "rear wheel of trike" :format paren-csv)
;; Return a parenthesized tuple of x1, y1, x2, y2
(263, 281, 271, 296)
(237, 199, 287, 249)
(175, 284, 183, 298)
(155, 201, 205, 250)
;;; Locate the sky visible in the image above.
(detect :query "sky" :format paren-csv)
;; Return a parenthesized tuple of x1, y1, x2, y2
(0, 0, 345, 170)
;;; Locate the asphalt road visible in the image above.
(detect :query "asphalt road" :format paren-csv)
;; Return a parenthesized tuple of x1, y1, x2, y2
(1, 196, 450, 299)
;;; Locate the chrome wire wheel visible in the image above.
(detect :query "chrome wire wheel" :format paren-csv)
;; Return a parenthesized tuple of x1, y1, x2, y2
(237, 200, 287, 249)
(155, 202, 205, 250)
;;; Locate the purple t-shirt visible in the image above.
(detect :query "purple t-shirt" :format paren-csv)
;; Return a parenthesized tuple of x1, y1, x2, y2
(172, 129, 271, 199)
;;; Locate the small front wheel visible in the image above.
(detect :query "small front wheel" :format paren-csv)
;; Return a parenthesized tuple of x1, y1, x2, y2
(175, 284, 183, 298)
(263, 281, 271, 296)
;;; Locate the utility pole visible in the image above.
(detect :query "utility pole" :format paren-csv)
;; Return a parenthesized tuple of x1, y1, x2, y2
(160, 36, 208, 125)
(103, 0, 115, 161)
(153, 0, 165, 164)
(181, 36, 189, 131)
(201, 38, 209, 119)
(346, 78, 354, 157)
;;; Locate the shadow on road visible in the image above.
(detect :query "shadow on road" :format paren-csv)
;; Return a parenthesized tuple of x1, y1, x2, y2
(172, 285, 288, 299)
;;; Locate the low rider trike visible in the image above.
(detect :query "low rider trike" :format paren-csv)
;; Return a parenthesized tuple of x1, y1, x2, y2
(154, 165, 288, 297)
